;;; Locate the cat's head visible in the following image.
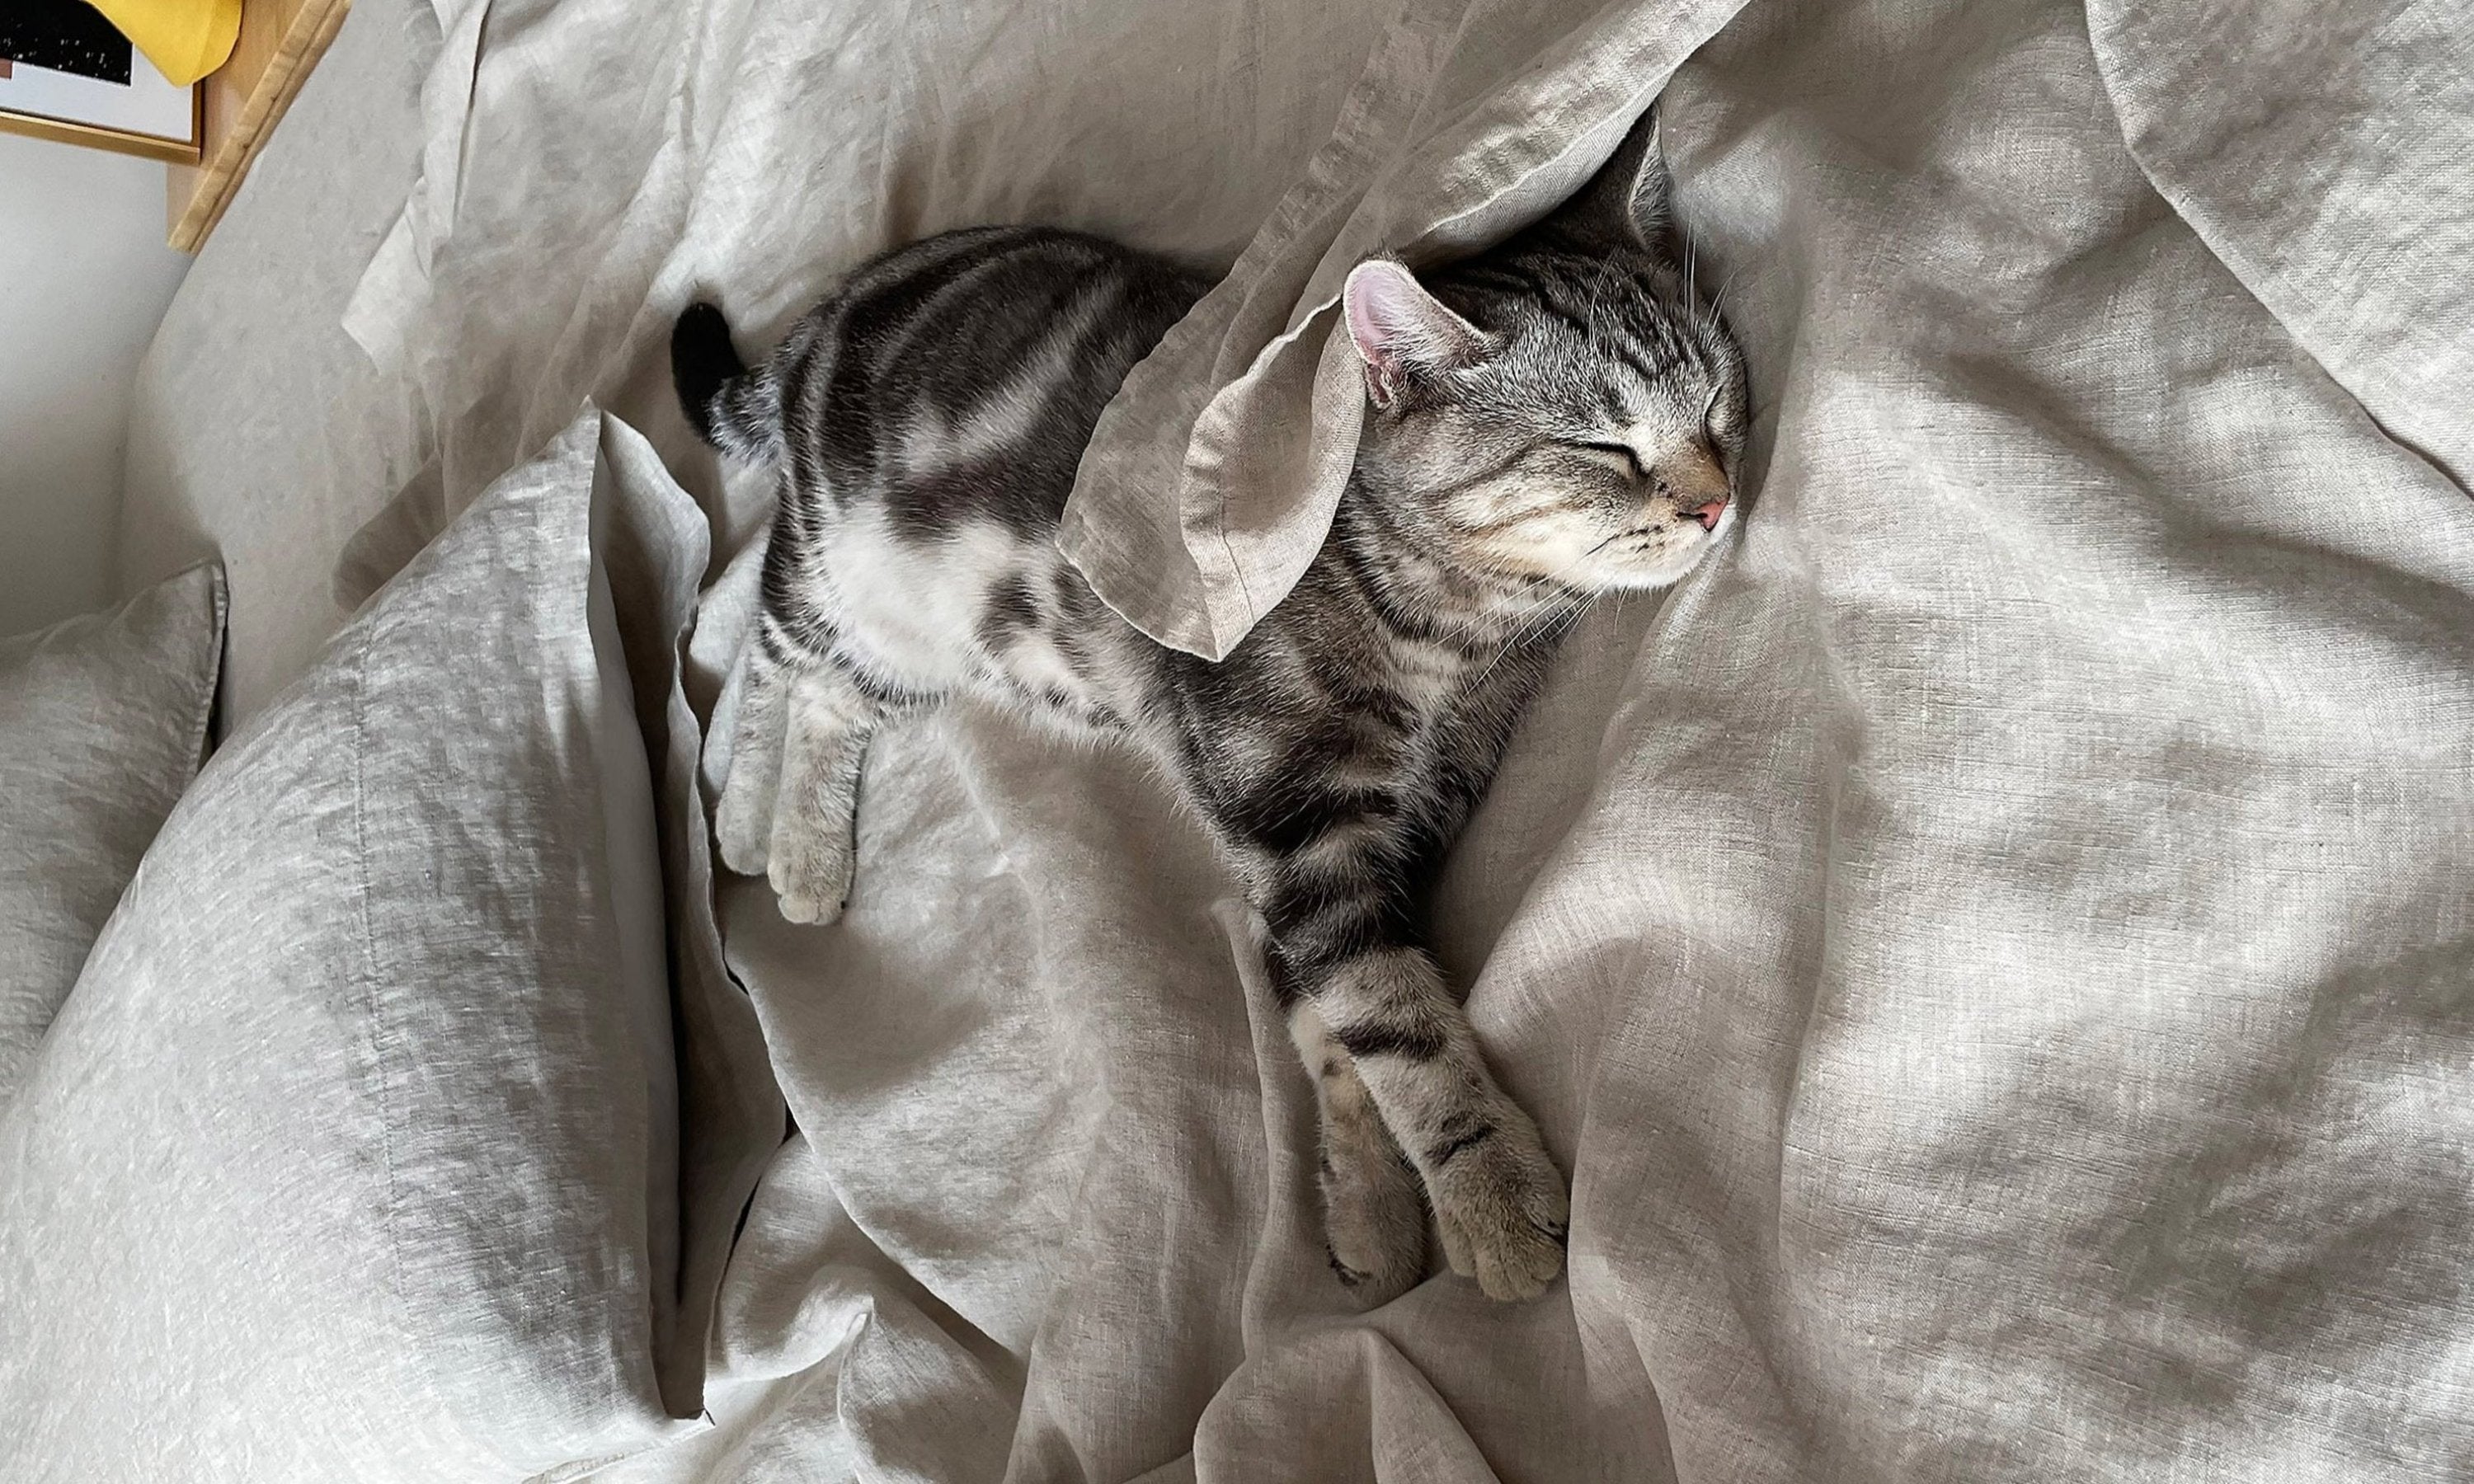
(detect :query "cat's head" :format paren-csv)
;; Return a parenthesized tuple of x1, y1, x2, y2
(1343, 110, 1750, 594)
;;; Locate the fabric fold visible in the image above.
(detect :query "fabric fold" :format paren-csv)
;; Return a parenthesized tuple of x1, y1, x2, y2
(2084, 0, 2474, 493)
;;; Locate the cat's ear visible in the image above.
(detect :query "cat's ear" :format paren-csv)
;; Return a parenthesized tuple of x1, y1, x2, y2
(1559, 104, 1672, 255)
(1343, 259, 1493, 410)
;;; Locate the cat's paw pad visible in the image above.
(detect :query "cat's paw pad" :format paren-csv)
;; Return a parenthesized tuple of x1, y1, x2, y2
(1322, 1148, 1427, 1304)
(1427, 1117, 1569, 1303)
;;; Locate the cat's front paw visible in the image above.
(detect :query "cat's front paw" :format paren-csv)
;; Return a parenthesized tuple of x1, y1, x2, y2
(713, 764, 774, 876)
(766, 827, 853, 925)
(1322, 1142, 1427, 1305)
(1426, 1111, 1569, 1303)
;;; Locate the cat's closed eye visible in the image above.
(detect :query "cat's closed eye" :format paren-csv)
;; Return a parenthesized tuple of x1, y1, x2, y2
(1575, 442, 1647, 480)
(1703, 389, 1740, 445)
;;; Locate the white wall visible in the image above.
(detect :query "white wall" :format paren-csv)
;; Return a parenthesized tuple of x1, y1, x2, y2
(0, 131, 190, 636)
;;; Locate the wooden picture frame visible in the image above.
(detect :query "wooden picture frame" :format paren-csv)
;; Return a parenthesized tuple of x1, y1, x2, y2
(167, 0, 353, 251)
(0, 49, 203, 167)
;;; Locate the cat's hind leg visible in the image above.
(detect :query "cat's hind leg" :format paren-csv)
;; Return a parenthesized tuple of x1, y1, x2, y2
(713, 611, 887, 925)
(765, 657, 885, 924)
(1290, 1002, 1427, 1302)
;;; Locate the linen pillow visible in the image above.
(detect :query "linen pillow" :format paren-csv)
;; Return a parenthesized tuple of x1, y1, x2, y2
(0, 561, 224, 1106)
(0, 409, 780, 1482)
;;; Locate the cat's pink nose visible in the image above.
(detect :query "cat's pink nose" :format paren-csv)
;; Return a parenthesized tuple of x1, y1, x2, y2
(1691, 500, 1729, 530)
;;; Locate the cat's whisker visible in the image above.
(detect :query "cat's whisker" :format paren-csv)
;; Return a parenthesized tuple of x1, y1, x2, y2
(1712, 263, 1743, 315)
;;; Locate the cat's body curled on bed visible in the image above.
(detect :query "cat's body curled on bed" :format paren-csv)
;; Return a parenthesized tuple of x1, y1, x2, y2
(675, 111, 1749, 1303)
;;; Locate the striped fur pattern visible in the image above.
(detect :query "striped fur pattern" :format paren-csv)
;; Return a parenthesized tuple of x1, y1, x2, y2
(677, 113, 1749, 1303)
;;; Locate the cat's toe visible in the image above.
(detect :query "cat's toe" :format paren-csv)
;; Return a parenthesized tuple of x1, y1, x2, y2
(774, 889, 839, 925)
(1323, 1151, 1427, 1304)
(716, 807, 769, 877)
(1429, 1119, 1569, 1303)
(1443, 1207, 1566, 1303)
(767, 855, 849, 926)
(713, 762, 777, 876)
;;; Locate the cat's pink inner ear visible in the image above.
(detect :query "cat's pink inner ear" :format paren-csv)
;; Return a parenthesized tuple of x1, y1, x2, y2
(1343, 261, 1486, 406)
(1344, 261, 1418, 370)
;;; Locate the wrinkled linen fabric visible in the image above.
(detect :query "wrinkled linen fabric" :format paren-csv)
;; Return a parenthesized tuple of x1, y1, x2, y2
(327, 0, 1404, 609)
(2086, 0, 2474, 496)
(102, 0, 2474, 1478)
(0, 562, 223, 1106)
(1, 410, 781, 1482)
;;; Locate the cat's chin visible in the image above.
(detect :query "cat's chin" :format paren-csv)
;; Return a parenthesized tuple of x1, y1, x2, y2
(1574, 542, 1721, 594)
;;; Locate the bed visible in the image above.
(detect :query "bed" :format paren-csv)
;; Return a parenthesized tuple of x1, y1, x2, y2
(9, 0, 2473, 1478)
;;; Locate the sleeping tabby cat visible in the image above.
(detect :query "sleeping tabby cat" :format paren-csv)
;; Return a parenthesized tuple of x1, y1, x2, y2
(675, 112, 1749, 1302)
